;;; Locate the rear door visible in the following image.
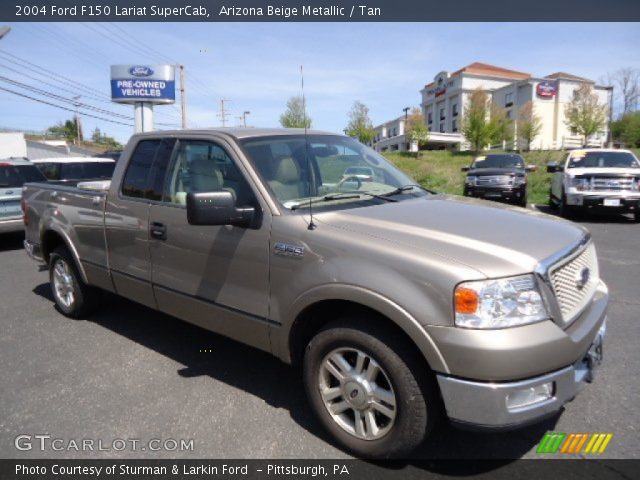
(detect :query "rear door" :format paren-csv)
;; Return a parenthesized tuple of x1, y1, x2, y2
(105, 138, 175, 308)
(147, 137, 272, 351)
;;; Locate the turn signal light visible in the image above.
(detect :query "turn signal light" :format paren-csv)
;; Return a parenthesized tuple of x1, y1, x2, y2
(455, 286, 479, 314)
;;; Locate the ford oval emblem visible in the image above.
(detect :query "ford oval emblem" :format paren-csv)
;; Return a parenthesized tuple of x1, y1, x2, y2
(576, 267, 590, 290)
(128, 66, 154, 77)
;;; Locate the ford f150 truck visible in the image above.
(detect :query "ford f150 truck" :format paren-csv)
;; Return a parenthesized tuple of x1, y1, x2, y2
(23, 129, 608, 458)
(547, 148, 640, 221)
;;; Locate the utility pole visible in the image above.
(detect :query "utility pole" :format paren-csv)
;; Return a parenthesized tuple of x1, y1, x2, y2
(72, 95, 82, 144)
(217, 99, 230, 127)
(179, 65, 187, 129)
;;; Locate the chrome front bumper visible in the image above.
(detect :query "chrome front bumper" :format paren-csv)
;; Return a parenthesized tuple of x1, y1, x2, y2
(437, 319, 606, 429)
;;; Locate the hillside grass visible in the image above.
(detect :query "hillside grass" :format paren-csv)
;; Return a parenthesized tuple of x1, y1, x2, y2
(383, 149, 640, 206)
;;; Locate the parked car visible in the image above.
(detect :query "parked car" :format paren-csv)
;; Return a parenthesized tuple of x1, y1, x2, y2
(23, 129, 607, 458)
(32, 157, 116, 182)
(94, 150, 123, 162)
(0, 158, 47, 234)
(462, 153, 536, 207)
(547, 149, 640, 221)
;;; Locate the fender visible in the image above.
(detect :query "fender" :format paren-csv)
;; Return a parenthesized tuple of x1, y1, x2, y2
(275, 283, 450, 374)
(40, 222, 89, 284)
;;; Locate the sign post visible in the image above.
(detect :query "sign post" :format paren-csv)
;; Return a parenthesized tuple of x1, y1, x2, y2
(110, 64, 176, 133)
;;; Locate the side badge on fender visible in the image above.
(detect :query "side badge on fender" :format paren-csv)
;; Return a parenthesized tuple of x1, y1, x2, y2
(274, 242, 304, 258)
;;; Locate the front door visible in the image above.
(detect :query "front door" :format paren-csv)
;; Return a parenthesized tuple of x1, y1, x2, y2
(148, 138, 272, 351)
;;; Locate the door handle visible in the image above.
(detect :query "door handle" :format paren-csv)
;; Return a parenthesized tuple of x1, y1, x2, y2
(150, 222, 167, 240)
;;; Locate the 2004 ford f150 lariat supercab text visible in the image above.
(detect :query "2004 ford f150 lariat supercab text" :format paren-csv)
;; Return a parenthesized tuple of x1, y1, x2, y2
(22, 129, 608, 458)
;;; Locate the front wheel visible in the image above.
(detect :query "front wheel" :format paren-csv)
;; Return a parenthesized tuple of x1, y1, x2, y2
(49, 246, 98, 318)
(303, 318, 440, 458)
(634, 211, 640, 223)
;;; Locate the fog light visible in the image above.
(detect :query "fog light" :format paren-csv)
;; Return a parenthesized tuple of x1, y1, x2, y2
(506, 382, 553, 409)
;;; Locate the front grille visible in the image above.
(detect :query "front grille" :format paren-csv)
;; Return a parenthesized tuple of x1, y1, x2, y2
(476, 175, 512, 186)
(590, 177, 635, 191)
(549, 243, 599, 325)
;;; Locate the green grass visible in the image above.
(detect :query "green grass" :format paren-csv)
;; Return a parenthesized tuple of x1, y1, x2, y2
(383, 149, 640, 206)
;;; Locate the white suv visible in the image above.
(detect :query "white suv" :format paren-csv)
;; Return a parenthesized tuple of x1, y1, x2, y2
(547, 149, 640, 221)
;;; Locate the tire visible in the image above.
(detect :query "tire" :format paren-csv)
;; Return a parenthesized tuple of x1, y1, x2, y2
(634, 211, 640, 223)
(49, 246, 98, 318)
(519, 194, 528, 208)
(558, 192, 574, 219)
(303, 317, 440, 458)
(549, 189, 558, 210)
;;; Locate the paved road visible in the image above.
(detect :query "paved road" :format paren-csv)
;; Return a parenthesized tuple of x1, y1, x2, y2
(0, 209, 638, 461)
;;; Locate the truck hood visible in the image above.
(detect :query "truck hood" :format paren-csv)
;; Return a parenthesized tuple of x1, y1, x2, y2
(317, 195, 586, 278)
(565, 167, 640, 177)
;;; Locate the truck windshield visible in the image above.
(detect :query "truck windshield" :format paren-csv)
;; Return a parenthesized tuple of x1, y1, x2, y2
(241, 135, 427, 210)
(568, 151, 640, 169)
(472, 154, 524, 169)
(0, 163, 47, 188)
(60, 162, 115, 180)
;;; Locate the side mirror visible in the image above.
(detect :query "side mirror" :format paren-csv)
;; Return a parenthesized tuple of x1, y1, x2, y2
(546, 163, 563, 173)
(186, 191, 254, 228)
(461, 166, 470, 172)
(525, 164, 537, 172)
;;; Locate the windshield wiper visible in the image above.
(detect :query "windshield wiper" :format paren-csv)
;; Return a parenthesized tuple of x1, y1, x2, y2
(289, 191, 397, 210)
(383, 184, 433, 196)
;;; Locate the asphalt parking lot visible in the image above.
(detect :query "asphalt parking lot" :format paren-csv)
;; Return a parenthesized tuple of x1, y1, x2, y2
(0, 208, 638, 460)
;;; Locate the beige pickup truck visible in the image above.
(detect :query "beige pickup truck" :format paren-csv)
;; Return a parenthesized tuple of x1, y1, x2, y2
(23, 129, 608, 458)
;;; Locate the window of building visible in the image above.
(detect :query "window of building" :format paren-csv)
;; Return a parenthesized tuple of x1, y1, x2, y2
(505, 92, 514, 107)
(439, 123, 445, 133)
(452, 119, 458, 132)
(439, 108, 445, 120)
(427, 112, 433, 124)
(452, 104, 458, 117)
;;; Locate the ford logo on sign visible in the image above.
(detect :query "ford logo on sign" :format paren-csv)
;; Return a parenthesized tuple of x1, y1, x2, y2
(128, 66, 154, 77)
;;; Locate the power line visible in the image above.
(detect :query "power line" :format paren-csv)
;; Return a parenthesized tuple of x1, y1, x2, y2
(0, 85, 134, 126)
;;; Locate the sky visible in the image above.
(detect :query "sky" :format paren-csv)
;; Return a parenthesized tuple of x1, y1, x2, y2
(0, 22, 639, 143)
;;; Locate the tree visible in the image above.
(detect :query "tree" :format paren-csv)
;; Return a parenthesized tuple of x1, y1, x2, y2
(611, 111, 640, 147)
(404, 107, 429, 157)
(605, 67, 639, 115)
(91, 127, 102, 143)
(487, 104, 513, 145)
(564, 84, 608, 147)
(461, 87, 492, 154)
(279, 96, 311, 128)
(47, 118, 80, 143)
(517, 101, 543, 151)
(345, 101, 375, 144)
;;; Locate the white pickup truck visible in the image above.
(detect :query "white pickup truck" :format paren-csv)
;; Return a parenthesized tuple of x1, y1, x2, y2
(547, 149, 640, 221)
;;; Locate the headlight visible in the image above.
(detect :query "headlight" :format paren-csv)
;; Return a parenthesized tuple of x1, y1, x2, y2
(513, 176, 526, 185)
(465, 176, 477, 186)
(570, 177, 589, 191)
(454, 274, 548, 329)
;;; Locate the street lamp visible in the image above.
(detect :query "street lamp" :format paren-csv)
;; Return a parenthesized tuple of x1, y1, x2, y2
(242, 111, 250, 127)
(403, 106, 410, 121)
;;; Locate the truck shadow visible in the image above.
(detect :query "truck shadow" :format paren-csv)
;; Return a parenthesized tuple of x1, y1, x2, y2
(0, 232, 25, 251)
(534, 204, 637, 224)
(32, 284, 557, 465)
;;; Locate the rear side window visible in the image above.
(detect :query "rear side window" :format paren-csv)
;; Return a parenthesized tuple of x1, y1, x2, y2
(0, 164, 47, 188)
(37, 163, 61, 180)
(121, 139, 176, 200)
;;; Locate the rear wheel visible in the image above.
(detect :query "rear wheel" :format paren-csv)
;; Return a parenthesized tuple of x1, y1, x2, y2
(558, 191, 574, 219)
(49, 246, 98, 318)
(303, 317, 441, 458)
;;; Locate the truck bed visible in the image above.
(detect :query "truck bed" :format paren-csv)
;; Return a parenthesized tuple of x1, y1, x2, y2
(22, 181, 110, 273)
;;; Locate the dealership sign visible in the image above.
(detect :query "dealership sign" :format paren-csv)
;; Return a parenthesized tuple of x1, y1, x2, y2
(110, 64, 175, 104)
(536, 80, 558, 98)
